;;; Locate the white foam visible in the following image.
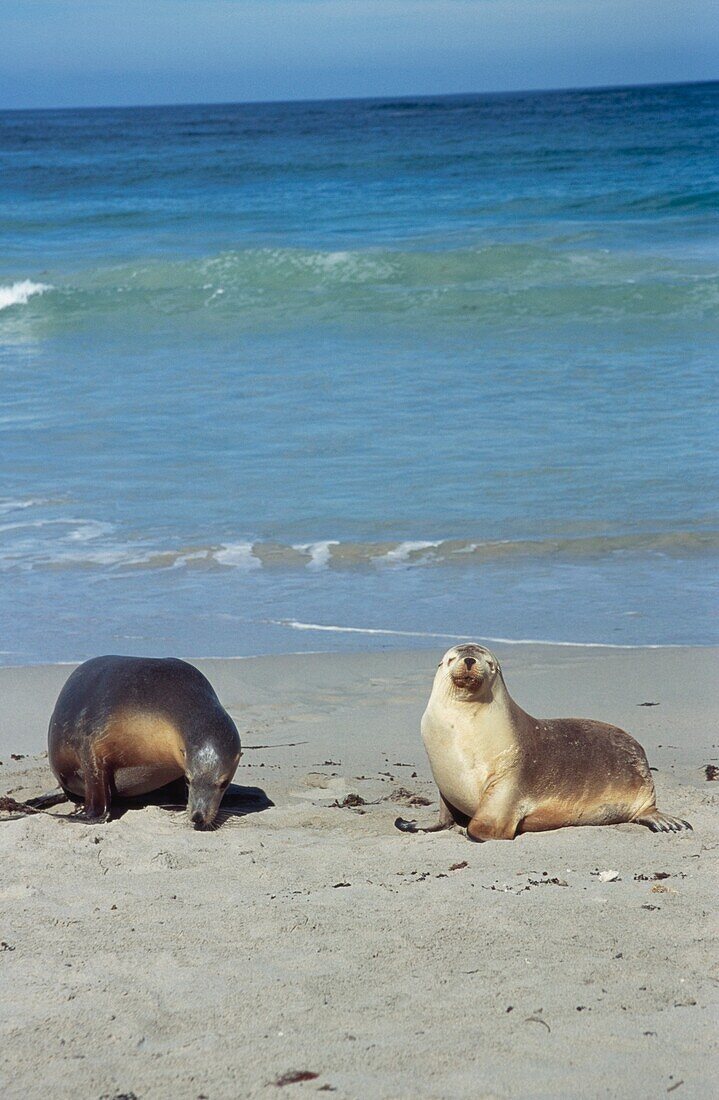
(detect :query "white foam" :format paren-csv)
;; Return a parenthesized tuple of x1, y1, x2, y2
(272, 619, 466, 639)
(270, 619, 676, 648)
(65, 520, 115, 542)
(214, 542, 262, 570)
(0, 280, 52, 311)
(292, 540, 339, 571)
(0, 498, 50, 516)
(0, 517, 112, 538)
(373, 540, 442, 566)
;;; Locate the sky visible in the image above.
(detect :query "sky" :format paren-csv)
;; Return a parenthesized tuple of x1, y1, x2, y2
(0, 0, 717, 110)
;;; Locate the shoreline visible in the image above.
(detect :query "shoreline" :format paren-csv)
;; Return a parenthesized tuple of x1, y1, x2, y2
(0, 635, 714, 675)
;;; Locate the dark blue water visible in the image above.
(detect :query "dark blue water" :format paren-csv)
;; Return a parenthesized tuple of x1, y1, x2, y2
(1, 82, 717, 662)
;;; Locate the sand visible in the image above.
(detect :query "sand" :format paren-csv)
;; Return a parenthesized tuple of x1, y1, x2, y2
(1, 645, 717, 1099)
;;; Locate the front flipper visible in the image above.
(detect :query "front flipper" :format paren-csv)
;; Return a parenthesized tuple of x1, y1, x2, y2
(466, 784, 521, 842)
(395, 793, 465, 834)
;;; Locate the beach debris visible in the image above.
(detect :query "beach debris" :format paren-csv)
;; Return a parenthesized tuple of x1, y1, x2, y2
(637, 702, 659, 707)
(388, 787, 432, 806)
(0, 795, 43, 815)
(315, 760, 341, 766)
(1, 941, 15, 951)
(641, 904, 660, 911)
(524, 1016, 551, 1033)
(273, 1071, 319, 1087)
(245, 741, 309, 750)
(635, 871, 671, 881)
(528, 877, 568, 887)
(334, 793, 366, 808)
(332, 882, 351, 889)
(449, 861, 468, 872)
(10, 753, 25, 761)
(667, 1081, 684, 1093)
(705, 764, 719, 781)
(597, 870, 620, 883)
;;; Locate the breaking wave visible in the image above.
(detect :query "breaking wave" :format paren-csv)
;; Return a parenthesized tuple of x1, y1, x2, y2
(2, 244, 716, 333)
(0, 280, 52, 311)
(0, 524, 715, 574)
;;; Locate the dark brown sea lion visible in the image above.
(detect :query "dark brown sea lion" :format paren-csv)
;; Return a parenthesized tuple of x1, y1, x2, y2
(396, 643, 691, 841)
(48, 656, 241, 828)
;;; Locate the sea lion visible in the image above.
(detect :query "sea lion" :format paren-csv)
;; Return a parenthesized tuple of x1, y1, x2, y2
(48, 656, 241, 828)
(396, 643, 691, 841)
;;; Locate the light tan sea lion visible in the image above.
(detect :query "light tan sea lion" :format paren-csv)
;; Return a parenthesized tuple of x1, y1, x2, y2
(396, 643, 691, 841)
(49, 656, 241, 828)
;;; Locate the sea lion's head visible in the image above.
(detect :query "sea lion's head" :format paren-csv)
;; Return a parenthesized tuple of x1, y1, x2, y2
(437, 643, 500, 698)
(185, 741, 241, 829)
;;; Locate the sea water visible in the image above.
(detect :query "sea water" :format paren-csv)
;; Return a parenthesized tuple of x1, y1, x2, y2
(0, 82, 717, 663)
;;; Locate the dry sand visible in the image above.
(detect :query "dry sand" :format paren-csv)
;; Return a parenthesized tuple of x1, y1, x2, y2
(1, 645, 717, 1099)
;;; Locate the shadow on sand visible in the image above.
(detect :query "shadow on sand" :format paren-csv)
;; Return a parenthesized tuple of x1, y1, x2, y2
(2, 781, 274, 830)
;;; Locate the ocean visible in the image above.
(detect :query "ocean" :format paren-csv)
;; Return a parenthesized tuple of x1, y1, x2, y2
(0, 81, 717, 664)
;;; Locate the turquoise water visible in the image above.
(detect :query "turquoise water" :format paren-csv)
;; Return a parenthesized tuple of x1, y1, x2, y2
(1, 82, 717, 662)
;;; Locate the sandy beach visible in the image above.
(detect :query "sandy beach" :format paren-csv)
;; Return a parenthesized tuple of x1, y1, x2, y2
(1, 644, 717, 1099)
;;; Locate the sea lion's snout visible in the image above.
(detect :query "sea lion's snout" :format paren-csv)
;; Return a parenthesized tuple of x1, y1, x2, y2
(441, 644, 498, 694)
(187, 783, 224, 829)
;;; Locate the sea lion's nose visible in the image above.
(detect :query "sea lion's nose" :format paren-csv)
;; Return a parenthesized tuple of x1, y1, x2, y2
(191, 810, 205, 826)
(463, 657, 476, 669)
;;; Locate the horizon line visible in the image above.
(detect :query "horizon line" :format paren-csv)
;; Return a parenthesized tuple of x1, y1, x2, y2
(1, 76, 716, 115)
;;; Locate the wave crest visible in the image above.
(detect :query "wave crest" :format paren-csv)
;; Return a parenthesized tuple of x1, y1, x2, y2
(0, 280, 52, 311)
(3, 245, 716, 330)
(0, 528, 714, 574)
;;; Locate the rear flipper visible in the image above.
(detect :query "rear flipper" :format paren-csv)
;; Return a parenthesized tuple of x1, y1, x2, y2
(634, 809, 692, 833)
(395, 817, 457, 834)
